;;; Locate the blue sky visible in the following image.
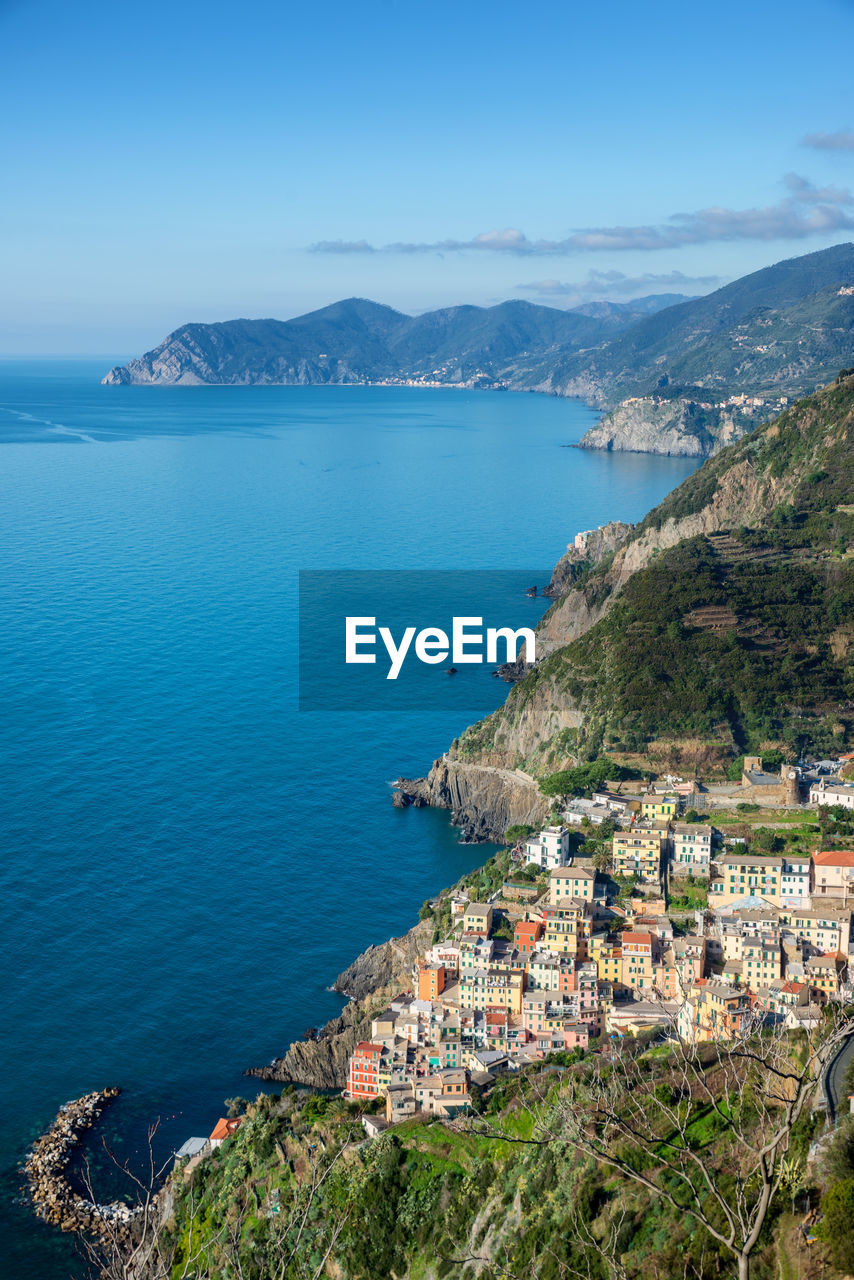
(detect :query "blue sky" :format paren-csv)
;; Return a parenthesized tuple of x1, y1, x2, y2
(2, 0, 854, 352)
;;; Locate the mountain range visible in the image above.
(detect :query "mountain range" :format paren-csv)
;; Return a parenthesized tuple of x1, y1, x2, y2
(103, 244, 854, 455)
(101, 292, 687, 390)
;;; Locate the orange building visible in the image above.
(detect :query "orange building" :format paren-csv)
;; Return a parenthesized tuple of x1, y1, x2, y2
(514, 920, 544, 954)
(348, 1042, 385, 1099)
(418, 962, 446, 1001)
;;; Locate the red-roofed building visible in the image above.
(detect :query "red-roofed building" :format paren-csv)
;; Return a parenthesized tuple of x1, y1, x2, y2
(811, 850, 854, 902)
(347, 1042, 386, 1100)
(620, 931, 658, 992)
(209, 1117, 243, 1148)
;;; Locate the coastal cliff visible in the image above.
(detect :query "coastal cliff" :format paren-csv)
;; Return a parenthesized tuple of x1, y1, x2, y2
(577, 395, 755, 457)
(247, 919, 433, 1089)
(102, 246, 854, 459)
(396, 757, 550, 842)
(408, 376, 854, 813)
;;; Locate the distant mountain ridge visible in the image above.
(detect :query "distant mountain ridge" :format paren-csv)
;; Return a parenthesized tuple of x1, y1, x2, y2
(101, 293, 685, 389)
(103, 245, 854, 457)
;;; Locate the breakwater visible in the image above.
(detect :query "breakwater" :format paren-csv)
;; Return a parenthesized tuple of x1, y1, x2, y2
(26, 1089, 141, 1237)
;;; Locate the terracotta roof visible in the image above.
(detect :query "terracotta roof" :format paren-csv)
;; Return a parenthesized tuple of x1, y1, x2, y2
(354, 1041, 385, 1054)
(622, 932, 654, 946)
(813, 849, 854, 867)
(210, 1117, 242, 1142)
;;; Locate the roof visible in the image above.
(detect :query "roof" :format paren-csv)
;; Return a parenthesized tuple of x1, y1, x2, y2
(175, 1137, 208, 1160)
(551, 865, 596, 878)
(718, 855, 783, 869)
(813, 849, 854, 867)
(354, 1041, 386, 1054)
(622, 932, 654, 945)
(672, 823, 712, 836)
(210, 1117, 242, 1142)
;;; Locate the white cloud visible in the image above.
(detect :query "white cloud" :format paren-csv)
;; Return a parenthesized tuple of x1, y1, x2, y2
(309, 175, 854, 256)
(516, 269, 722, 303)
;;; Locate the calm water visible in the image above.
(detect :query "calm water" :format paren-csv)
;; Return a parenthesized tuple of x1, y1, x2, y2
(0, 363, 700, 1277)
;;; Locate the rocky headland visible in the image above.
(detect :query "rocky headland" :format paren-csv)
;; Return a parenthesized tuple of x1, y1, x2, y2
(576, 395, 754, 457)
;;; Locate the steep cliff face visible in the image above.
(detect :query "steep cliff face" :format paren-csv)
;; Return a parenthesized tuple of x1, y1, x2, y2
(398, 758, 551, 842)
(247, 920, 432, 1089)
(577, 396, 755, 457)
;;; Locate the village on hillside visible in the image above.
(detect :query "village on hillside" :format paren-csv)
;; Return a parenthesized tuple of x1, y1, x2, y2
(178, 756, 854, 1157)
(342, 756, 854, 1136)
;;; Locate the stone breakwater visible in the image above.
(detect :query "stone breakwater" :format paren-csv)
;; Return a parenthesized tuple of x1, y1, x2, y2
(26, 1088, 140, 1236)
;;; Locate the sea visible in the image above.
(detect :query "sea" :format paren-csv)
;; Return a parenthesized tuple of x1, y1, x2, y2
(0, 361, 700, 1278)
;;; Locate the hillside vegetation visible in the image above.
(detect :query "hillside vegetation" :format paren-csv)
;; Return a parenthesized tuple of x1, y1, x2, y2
(451, 374, 854, 774)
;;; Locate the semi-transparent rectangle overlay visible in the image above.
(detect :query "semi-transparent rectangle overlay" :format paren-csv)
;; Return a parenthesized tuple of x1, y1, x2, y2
(299, 570, 551, 711)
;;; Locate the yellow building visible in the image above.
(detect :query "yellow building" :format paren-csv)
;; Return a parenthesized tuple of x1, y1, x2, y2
(678, 983, 752, 1042)
(641, 796, 677, 823)
(588, 934, 623, 987)
(462, 903, 494, 936)
(540, 903, 590, 958)
(612, 831, 662, 880)
(709, 855, 784, 906)
(742, 937, 781, 990)
(459, 968, 524, 1014)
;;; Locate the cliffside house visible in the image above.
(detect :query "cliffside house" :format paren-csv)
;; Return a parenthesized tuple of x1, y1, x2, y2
(811, 850, 854, 903)
(669, 823, 713, 877)
(209, 1117, 243, 1149)
(417, 963, 446, 1001)
(549, 865, 596, 904)
(460, 968, 524, 1014)
(709, 855, 783, 907)
(174, 1136, 209, 1164)
(348, 1042, 387, 1100)
(525, 826, 572, 869)
(612, 831, 662, 880)
(462, 903, 494, 937)
(514, 920, 544, 954)
(641, 795, 678, 823)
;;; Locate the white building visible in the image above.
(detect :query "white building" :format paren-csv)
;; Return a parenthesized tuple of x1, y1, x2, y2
(780, 858, 810, 907)
(669, 823, 712, 877)
(525, 826, 572, 869)
(809, 779, 854, 811)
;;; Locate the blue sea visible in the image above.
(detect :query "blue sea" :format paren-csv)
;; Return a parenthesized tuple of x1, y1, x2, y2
(0, 362, 700, 1277)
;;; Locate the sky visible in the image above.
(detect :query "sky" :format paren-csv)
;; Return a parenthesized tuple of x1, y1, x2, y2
(2, 0, 854, 353)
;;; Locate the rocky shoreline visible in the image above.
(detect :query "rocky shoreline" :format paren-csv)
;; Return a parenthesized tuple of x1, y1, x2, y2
(246, 918, 433, 1090)
(395, 757, 550, 843)
(25, 1088, 140, 1238)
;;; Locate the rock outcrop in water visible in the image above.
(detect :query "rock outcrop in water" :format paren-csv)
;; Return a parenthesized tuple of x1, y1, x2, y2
(246, 919, 433, 1090)
(577, 395, 756, 457)
(396, 757, 550, 843)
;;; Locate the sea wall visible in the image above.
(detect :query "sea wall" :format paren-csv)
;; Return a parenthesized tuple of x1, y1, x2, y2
(26, 1089, 140, 1237)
